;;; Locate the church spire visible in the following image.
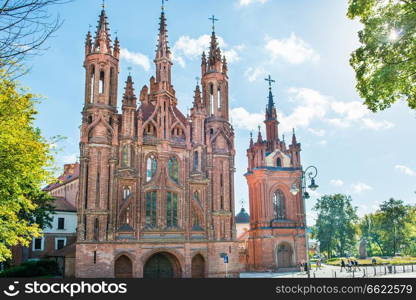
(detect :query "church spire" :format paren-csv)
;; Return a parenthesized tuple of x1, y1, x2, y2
(154, 5, 172, 84)
(265, 75, 276, 120)
(122, 74, 137, 108)
(93, 7, 112, 54)
(208, 15, 222, 71)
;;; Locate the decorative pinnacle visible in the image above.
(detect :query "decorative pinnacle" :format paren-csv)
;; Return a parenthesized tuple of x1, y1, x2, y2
(209, 15, 219, 32)
(162, 0, 168, 12)
(128, 66, 132, 75)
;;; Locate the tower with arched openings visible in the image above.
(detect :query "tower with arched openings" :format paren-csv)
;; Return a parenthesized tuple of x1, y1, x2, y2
(244, 76, 306, 272)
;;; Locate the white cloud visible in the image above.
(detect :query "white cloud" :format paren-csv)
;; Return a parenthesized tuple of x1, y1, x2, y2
(239, 0, 269, 6)
(308, 128, 326, 137)
(361, 118, 394, 130)
(230, 107, 264, 131)
(265, 33, 320, 64)
(330, 179, 344, 187)
(173, 35, 243, 67)
(395, 165, 416, 176)
(61, 154, 78, 164)
(351, 183, 373, 194)
(244, 66, 266, 82)
(120, 48, 151, 71)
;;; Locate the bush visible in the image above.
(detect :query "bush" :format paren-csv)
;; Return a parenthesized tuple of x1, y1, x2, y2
(0, 260, 59, 278)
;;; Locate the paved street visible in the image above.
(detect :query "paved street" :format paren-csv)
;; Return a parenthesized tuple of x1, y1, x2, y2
(241, 264, 416, 278)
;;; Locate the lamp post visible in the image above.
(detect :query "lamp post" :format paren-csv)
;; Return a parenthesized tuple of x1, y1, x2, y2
(290, 166, 319, 278)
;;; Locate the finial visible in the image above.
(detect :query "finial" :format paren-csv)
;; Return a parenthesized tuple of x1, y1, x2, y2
(195, 76, 200, 86)
(88, 24, 92, 32)
(101, 0, 105, 9)
(162, 0, 168, 12)
(115, 30, 118, 38)
(265, 75, 276, 91)
(241, 199, 245, 209)
(250, 132, 253, 139)
(128, 66, 132, 76)
(293, 128, 296, 135)
(209, 15, 219, 32)
(258, 125, 261, 132)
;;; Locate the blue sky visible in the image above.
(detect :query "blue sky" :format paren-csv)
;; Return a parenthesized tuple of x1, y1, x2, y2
(21, 0, 416, 225)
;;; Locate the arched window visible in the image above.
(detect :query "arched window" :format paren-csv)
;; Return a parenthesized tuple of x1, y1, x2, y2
(145, 123, 156, 137)
(217, 87, 222, 110)
(99, 70, 105, 94)
(210, 83, 214, 115)
(146, 155, 157, 182)
(109, 67, 114, 105)
(145, 191, 157, 227)
(194, 151, 199, 170)
(273, 190, 286, 220)
(168, 156, 179, 184)
(166, 192, 178, 228)
(123, 187, 131, 201)
(122, 145, 130, 168)
(89, 65, 95, 103)
(193, 191, 200, 203)
(276, 157, 282, 167)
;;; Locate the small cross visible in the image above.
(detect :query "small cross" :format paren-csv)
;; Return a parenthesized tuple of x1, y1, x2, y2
(265, 75, 276, 90)
(101, 0, 105, 9)
(209, 15, 219, 32)
(128, 66, 132, 75)
(162, 0, 168, 11)
(241, 199, 245, 208)
(195, 76, 200, 86)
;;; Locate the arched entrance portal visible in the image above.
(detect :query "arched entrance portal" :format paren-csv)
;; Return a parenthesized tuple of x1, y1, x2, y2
(143, 252, 182, 279)
(277, 243, 294, 269)
(191, 254, 205, 278)
(114, 255, 133, 278)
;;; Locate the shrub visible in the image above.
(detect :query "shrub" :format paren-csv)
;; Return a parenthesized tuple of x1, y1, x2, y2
(0, 260, 59, 278)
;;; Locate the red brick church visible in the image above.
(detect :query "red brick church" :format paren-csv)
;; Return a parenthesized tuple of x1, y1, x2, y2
(244, 79, 307, 271)
(75, 6, 239, 278)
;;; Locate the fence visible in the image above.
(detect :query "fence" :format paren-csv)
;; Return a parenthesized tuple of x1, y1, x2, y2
(327, 264, 416, 278)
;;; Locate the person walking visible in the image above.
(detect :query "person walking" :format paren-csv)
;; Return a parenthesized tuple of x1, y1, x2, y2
(341, 259, 346, 272)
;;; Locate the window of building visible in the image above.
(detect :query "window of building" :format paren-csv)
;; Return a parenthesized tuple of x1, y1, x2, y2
(194, 151, 199, 170)
(145, 191, 157, 227)
(32, 238, 44, 251)
(58, 217, 65, 230)
(122, 144, 130, 168)
(89, 65, 95, 103)
(168, 156, 179, 184)
(55, 238, 67, 250)
(166, 192, 178, 228)
(99, 70, 105, 94)
(123, 187, 131, 201)
(146, 155, 157, 182)
(276, 157, 282, 167)
(273, 190, 286, 220)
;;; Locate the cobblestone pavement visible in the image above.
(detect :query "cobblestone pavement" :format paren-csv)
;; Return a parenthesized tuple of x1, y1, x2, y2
(241, 264, 416, 278)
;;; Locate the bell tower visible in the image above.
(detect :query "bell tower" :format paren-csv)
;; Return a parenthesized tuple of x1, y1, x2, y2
(78, 6, 120, 243)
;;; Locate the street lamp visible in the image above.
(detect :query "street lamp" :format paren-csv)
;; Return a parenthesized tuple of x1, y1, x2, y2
(291, 165, 319, 278)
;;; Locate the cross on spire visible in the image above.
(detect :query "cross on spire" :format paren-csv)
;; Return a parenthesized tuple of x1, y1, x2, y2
(209, 15, 219, 32)
(101, 0, 105, 9)
(162, 0, 168, 11)
(195, 76, 200, 86)
(265, 75, 275, 91)
(128, 66, 132, 75)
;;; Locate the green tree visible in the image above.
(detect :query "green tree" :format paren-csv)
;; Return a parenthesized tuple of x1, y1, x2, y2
(0, 70, 54, 262)
(347, 0, 416, 111)
(314, 194, 358, 258)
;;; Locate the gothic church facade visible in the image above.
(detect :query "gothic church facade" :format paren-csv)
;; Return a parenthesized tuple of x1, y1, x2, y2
(76, 7, 239, 278)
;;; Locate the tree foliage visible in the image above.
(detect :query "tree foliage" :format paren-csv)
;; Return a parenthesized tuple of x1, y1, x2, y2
(313, 194, 358, 258)
(0, 70, 54, 262)
(348, 0, 416, 111)
(360, 199, 416, 256)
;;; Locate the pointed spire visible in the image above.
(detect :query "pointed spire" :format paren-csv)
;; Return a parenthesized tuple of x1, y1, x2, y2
(208, 15, 222, 69)
(257, 126, 263, 143)
(114, 36, 120, 59)
(193, 82, 203, 108)
(265, 75, 276, 120)
(93, 7, 112, 54)
(85, 30, 92, 55)
(292, 128, 297, 145)
(222, 55, 228, 73)
(122, 75, 137, 107)
(250, 132, 254, 147)
(155, 9, 171, 60)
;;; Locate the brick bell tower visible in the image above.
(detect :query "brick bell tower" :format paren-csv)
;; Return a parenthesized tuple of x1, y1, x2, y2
(78, 7, 120, 244)
(245, 76, 306, 272)
(200, 16, 236, 242)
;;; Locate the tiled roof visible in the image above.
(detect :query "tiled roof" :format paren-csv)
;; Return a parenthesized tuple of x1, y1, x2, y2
(52, 197, 77, 212)
(44, 163, 80, 192)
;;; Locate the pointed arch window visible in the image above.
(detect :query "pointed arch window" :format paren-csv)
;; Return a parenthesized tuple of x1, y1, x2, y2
(93, 218, 99, 241)
(123, 187, 131, 201)
(273, 190, 286, 220)
(145, 191, 157, 227)
(122, 145, 130, 168)
(210, 83, 214, 115)
(217, 87, 222, 111)
(89, 65, 95, 103)
(168, 156, 179, 184)
(146, 155, 157, 182)
(99, 70, 105, 94)
(166, 192, 178, 228)
(145, 123, 157, 137)
(276, 157, 282, 167)
(194, 151, 199, 170)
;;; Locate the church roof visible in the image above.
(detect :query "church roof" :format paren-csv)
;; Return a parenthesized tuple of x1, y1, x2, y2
(235, 207, 250, 223)
(52, 197, 77, 212)
(44, 163, 79, 192)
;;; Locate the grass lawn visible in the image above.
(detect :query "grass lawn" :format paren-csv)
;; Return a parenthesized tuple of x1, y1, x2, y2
(326, 256, 416, 266)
